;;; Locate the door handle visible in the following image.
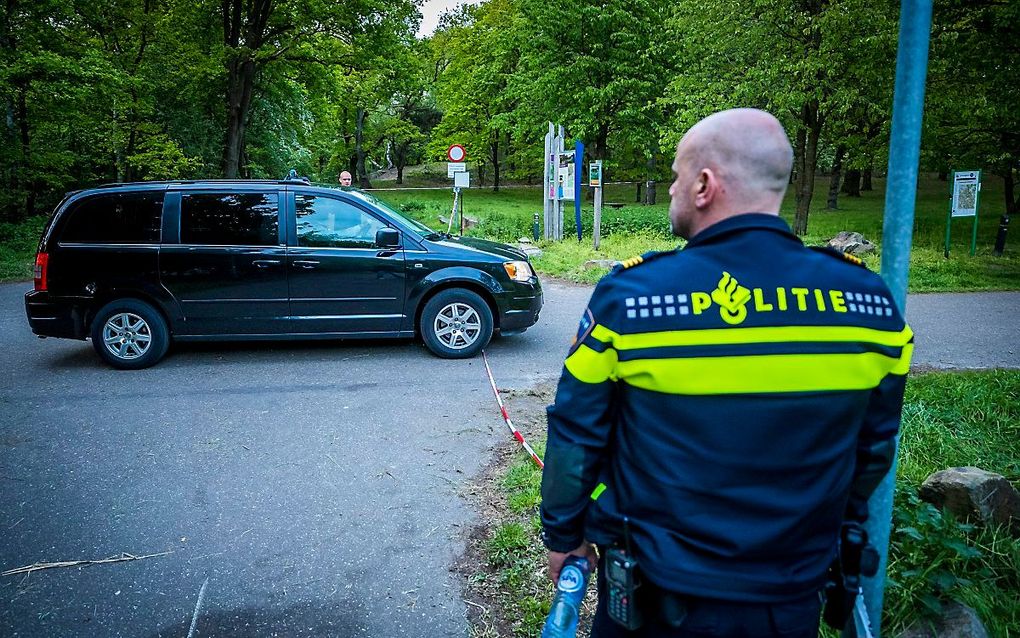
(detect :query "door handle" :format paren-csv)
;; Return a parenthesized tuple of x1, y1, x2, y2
(253, 259, 281, 268)
(292, 260, 320, 269)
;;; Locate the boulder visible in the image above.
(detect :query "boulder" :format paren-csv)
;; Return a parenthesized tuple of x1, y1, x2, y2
(518, 237, 533, 245)
(518, 245, 543, 259)
(584, 259, 620, 270)
(827, 231, 876, 255)
(919, 466, 1020, 531)
(437, 214, 479, 230)
(898, 602, 989, 638)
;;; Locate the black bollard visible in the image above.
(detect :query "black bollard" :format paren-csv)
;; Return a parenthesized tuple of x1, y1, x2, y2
(533, 213, 541, 242)
(993, 214, 1009, 256)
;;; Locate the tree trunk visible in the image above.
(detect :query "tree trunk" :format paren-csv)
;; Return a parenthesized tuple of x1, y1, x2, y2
(862, 166, 873, 191)
(395, 144, 406, 185)
(490, 136, 500, 192)
(506, 131, 515, 174)
(222, 57, 256, 178)
(17, 86, 34, 218)
(124, 127, 138, 182)
(793, 102, 820, 236)
(842, 169, 861, 197)
(636, 181, 643, 203)
(827, 144, 846, 209)
(644, 152, 656, 205)
(221, 0, 271, 178)
(594, 123, 609, 161)
(1005, 157, 1018, 216)
(355, 108, 371, 188)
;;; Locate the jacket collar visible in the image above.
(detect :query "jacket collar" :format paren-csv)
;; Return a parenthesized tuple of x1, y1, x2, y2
(684, 213, 799, 249)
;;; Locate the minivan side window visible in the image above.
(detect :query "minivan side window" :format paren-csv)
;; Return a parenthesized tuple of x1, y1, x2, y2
(181, 193, 279, 246)
(295, 195, 387, 249)
(60, 192, 163, 244)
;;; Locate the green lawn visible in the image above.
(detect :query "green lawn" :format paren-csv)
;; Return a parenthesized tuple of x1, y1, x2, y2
(3, 175, 1017, 292)
(369, 174, 1019, 291)
(478, 370, 1019, 637)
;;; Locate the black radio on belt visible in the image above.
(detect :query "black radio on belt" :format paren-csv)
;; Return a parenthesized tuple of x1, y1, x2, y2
(606, 518, 644, 630)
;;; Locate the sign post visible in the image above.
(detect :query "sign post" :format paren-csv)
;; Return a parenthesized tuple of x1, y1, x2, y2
(590, 160, 603, 250)
(573, 141, 584, 242)
(447, 145, 469, 236)
(944, 170, 981, 257)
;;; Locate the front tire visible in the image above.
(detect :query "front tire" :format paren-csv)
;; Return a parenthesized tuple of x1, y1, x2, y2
(420, 289, 493, 359)
(90, 299, 170, 370)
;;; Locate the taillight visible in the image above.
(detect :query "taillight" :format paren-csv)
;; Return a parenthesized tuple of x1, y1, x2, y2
(34, 252, 48, 291)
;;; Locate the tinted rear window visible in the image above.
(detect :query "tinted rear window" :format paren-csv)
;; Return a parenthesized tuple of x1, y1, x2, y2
(59, 192, 163, 244)
(180, 192, 279, 246)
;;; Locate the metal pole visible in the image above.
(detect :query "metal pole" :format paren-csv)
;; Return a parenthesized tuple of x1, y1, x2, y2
(545, 123, 554, 240)
(863, 1, 933, 635)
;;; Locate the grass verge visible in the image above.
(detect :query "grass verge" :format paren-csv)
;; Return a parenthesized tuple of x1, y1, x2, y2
(461, 370, 1020, 637)
(0, 216, 46, 282)
(372, 175, 1019, 292)
(2, 176, 1017, 291)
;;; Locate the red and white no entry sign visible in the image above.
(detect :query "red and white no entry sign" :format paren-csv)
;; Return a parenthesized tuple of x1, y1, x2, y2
(447, 144, 466, 162)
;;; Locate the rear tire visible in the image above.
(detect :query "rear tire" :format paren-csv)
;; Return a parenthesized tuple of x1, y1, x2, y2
(420, 289, 493, 359)
(90, 299, 170, 370)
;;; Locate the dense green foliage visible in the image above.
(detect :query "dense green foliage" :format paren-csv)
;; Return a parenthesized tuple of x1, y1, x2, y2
(483, 371, 1019, 637)
(1, 0, 1016, 239)
(0, 0, 423, 220)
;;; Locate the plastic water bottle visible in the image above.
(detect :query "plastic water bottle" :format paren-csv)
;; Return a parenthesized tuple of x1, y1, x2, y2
(541, 555, 592, 638)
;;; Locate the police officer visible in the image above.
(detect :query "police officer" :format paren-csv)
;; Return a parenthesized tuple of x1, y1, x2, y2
(540, 108, 913, 637)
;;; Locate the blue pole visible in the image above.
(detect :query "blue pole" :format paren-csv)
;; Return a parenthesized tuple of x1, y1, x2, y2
(861, 1, 932, 635)
(575, 140, 584, 242)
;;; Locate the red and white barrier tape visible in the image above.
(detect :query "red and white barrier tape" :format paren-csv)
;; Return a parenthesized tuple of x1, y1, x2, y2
(481, 351, 545, 470)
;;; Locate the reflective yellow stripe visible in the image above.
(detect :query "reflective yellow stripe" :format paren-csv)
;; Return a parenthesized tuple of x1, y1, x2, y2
(892, 342, 913, 375)
(593, 324, 913, 350)
(590, 483, 607, 501)
(565, 343, 618, 384)
(617, 351, 907, 395)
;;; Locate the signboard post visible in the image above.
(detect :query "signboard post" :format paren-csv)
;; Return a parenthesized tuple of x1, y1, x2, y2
(944, 170, 981, 257)
(590, 160, 603, 250)
(573, 141, 584, 242)
(446, 145, 469, 236)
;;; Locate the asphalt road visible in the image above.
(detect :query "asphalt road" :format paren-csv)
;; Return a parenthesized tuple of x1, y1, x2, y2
(1, 281, 1017, 637)
(0, 280, 591, 638)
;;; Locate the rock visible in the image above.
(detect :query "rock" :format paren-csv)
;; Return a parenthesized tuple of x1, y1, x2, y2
(518, 245, 543, 259)
(584, 259, 620, 270)
(518, 237, 533, 244)
(437, 215, 479, 229)
(919, 467, 1020, 531)
(898, 602, 989, 638)
(827, 231, 876, 255)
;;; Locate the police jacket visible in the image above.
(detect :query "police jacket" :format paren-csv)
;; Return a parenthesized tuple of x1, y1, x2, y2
(540, 213, 913, 603)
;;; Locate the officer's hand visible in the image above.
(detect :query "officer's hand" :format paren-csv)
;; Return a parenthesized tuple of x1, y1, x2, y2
(548, 542, 597, 584)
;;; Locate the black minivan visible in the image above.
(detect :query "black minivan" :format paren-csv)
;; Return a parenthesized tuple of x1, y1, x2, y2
(25, 180, 543, 369)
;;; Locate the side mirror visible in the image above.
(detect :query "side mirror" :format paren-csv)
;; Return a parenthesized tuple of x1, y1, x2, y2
(376, 228, 401, 248)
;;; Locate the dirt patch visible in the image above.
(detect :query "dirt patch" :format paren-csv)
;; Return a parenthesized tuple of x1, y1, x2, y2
(453, 381, 593, 637)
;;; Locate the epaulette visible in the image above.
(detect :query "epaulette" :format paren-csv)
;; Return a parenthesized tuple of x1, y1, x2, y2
(810, 246, 870, 270)
(612, 249, 675, 273)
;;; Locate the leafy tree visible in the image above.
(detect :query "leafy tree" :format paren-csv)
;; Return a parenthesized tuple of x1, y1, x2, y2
(926, 0, 1020, 218)
(663, 0, 899, 235)
(211, 0, 417, 177)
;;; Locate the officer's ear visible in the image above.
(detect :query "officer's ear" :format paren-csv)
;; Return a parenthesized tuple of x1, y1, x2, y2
(695, 168, 717, 209)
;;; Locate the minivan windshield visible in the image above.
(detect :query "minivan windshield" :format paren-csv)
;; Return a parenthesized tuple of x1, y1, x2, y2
(344, 189, 440, 238)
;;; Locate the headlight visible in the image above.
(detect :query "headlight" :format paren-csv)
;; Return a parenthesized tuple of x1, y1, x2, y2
(503, 260, 534, 282)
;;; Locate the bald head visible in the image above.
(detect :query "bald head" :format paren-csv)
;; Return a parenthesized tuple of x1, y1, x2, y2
(669, 109, 793, 239)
